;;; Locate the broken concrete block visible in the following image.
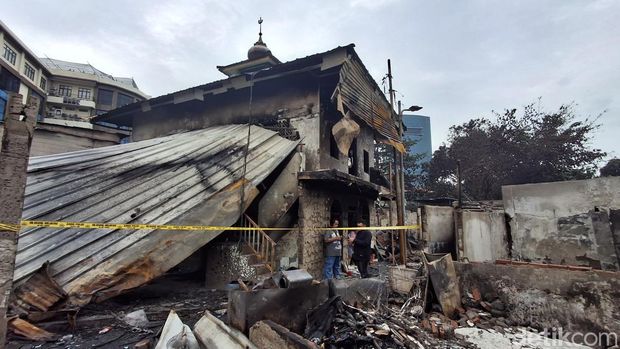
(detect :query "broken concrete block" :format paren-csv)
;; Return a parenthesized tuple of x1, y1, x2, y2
(194, 310, 257, 349)
(228, 281, 328, 333)
(124, 309, 150, 328)
(250, 320, 318, 349)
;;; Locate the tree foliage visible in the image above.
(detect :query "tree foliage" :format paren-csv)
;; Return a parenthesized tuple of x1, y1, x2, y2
(600, 158, 620, 177)
(425, 102, 606, 200)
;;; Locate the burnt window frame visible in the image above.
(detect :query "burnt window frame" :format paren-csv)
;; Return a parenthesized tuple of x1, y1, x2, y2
(329, 122, 340, 159)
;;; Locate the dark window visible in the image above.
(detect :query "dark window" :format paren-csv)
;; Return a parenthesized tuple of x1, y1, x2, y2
(363, 150, 369, 173)
(40, 77, 46, 91)
(24, 63, 35, 80)
(116, 93, 133, 107)
(0, 67, 20, 92)
(77, 88, 91, 100)
(2, 44, 16, 65)
(348, 139, 358, 176)
(329, 123, 339, 159)
(98, 89, 113, 105)
(58, 85, 72, 97)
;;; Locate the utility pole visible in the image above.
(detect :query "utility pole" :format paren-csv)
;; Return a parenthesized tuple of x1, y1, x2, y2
(387, 59, 407, 265)
(0, 94, 39, 343)
(457, 160, 462, 208)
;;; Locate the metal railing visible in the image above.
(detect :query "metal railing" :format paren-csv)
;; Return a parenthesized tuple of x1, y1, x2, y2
(241, 214, 276, 273)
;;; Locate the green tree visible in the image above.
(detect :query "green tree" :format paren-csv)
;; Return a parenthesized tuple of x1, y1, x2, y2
(426, 102, 606, 200)
(600, 158, 620, 177)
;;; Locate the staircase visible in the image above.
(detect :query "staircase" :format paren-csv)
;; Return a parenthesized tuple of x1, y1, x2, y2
(241, 214, 276, 275)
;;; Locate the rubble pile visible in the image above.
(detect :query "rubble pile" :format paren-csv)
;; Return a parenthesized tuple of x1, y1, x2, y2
(304, 296, 474, 349)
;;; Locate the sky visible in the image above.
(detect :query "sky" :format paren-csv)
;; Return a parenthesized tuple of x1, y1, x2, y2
(3, 0, 619, 160)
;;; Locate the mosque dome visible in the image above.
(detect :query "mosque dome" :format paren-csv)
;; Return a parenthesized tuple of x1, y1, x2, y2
(248, 38, 271, 60)
(247, 17, 272, 60)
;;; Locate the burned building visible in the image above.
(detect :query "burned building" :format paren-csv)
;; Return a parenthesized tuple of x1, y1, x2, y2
(13, 30, 401, 311)
(90, 36, 401, 283)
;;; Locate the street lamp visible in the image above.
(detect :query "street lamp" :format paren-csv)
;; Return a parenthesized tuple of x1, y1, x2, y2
(396, 101, 423, 265)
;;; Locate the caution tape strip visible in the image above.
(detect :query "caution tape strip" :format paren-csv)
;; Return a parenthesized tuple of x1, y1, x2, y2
(0, 220, 419, 232)
(0, 223, 20, 233)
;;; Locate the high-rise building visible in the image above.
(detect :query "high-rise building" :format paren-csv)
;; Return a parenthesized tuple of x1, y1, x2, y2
(402, 114, 432, 171)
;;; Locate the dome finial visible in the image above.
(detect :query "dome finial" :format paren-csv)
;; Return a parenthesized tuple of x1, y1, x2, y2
(248, 16, 271, 59)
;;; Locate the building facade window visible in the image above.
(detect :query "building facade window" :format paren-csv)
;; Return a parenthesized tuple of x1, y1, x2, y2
(363, 150, 369, 173)
(97, 89, 113, 105)
(40, 76, 47, 91)
(0, 67, 20, 92)
(24, 63, 35, 80)
(58, 85, 72, 97)
(2, 44, 16, 65)
(116, 93, 134, 107)
(77, 88, 91, 100)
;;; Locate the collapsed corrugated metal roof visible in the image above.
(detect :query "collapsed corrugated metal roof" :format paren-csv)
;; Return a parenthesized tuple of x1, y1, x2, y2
(15, 124, 298, 306)
(337, 57, 400, 144)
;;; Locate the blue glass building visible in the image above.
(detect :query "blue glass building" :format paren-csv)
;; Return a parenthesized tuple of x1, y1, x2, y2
(402, 114, 432, 173)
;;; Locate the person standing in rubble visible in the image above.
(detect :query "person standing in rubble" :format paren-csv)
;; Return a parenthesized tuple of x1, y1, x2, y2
(323, 219, 342, 280)
(352, 222, 372, 278)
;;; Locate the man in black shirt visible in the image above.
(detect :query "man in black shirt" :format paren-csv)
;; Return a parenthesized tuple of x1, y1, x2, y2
(352, 223, 372, 278)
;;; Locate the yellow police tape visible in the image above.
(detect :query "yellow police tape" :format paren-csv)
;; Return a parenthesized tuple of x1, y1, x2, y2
(0, 220, 418, 232)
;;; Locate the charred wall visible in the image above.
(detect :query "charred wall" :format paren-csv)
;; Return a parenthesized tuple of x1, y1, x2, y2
(456, 262, 620, 340)
(503, 177, 620, 270)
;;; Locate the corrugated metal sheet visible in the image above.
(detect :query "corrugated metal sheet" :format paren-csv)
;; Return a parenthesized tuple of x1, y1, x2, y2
(338, 57, 400, 143)
(15, 124, 298, 305)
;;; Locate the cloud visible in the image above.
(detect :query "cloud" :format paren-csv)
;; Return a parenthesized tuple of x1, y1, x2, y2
(2, 0, 619, 157)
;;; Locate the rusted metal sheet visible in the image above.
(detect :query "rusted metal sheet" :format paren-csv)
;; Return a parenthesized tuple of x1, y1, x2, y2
(424, 253, 461, 318)
(10, 262, 67, 317)
(8, 317, 58, 341)
(15, 124, 298, 309)
(337, 57, 401, 145)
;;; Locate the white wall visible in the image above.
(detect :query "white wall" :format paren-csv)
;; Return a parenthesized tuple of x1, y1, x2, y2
(460, 210, 508, 262)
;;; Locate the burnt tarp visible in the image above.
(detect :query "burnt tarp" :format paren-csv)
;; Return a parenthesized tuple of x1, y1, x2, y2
(336, 56, 403, 152)
(14, 124, 298, 310)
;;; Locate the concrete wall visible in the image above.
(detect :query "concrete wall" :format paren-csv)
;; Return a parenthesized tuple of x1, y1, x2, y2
(458, 210, 509, 262)
(456, 262, 620, 339)
(421, 205, 455, 254)
(503, 177, 620, 270)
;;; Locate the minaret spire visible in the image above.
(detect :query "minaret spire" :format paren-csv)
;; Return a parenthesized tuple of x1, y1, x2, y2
(257, 17, 264, 44)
